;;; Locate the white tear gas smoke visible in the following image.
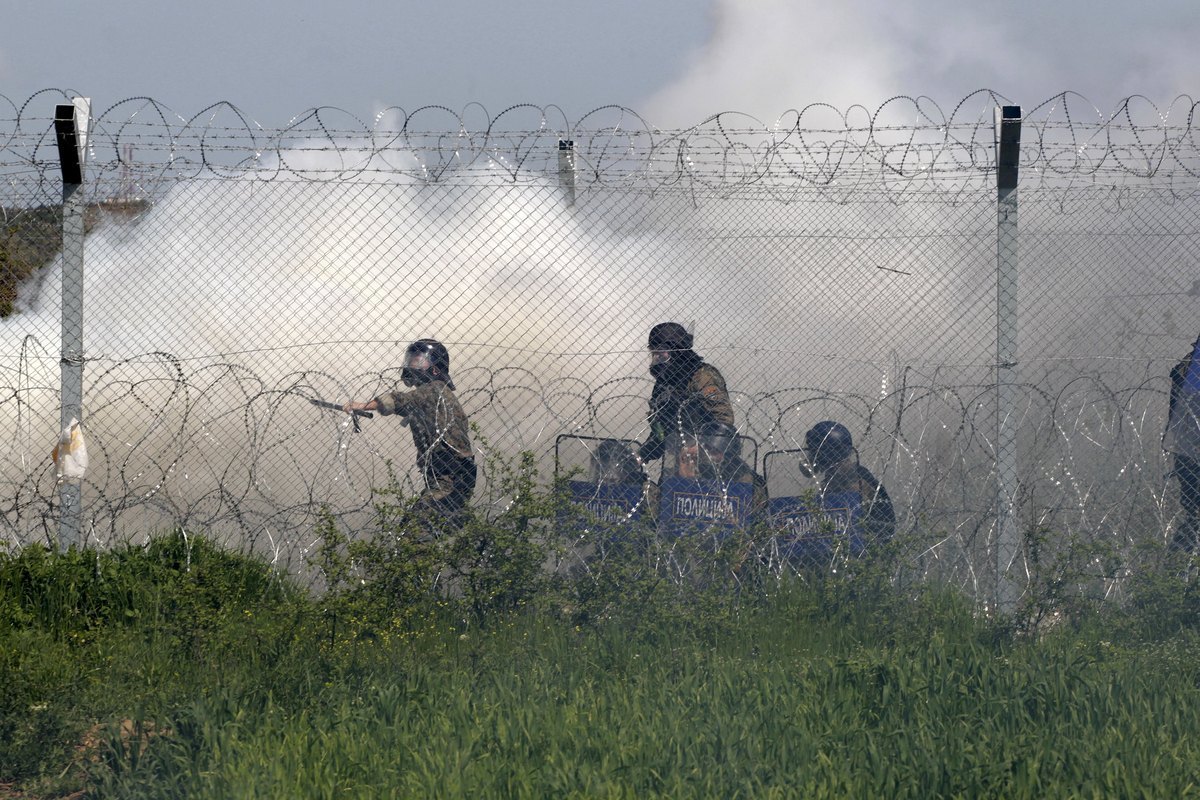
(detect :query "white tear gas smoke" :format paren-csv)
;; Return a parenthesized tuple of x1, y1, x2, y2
(0, 136, 967, 555)
(646, 0, 1200, 128)
(1, 118, 1195, 593)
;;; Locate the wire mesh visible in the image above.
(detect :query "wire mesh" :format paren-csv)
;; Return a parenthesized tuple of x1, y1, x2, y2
(2, 89, 1199, 601)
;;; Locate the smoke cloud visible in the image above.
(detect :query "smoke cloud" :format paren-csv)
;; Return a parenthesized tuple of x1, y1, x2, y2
(644, 0, 1200, 127)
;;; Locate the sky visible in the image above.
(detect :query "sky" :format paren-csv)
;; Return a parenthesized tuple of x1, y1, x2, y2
(4, 0, 1200, 131)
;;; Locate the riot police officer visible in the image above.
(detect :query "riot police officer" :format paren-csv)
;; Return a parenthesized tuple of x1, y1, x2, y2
(1165, 334, 1200, 552)
(803, 420, 895, 546)
(694, 422, 768, 521)
(345, 339, 477, 533)
(637, 322, 736, 472)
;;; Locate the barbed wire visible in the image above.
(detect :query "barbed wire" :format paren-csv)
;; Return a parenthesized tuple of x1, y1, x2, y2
(5, 89, 1200, 199)
(1, 88, 1198, 601)
(0, 352, 1180, 591)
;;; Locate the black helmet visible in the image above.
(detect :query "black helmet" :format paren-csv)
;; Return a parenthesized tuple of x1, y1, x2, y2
(804, 421, 853, 472)
(402, 338, 455, 390)
(592, 439, 643, 485)
(648, 322, 693, 352)
(698, 422, 742, 461)
(648, 323, 696, 379)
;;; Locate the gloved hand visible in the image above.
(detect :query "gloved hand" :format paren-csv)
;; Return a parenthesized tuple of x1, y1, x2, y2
(629, 444, 649, 483)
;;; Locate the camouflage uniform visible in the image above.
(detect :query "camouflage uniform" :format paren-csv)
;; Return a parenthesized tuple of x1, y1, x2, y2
(820, 459, 895, 546)
(641, 361, 736, 463)
(373, 380, 476, 527)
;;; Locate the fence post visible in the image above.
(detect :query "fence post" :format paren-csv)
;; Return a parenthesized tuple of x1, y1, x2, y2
(994, 105, 1021, 614)
(54, 98, 89, 551)
(558, 139, 576, 207)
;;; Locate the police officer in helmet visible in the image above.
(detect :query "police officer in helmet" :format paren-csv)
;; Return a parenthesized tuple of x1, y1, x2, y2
(345, 339, 477, 534)
(637, 322, 737, 476)
(591, 438, 646, 486)
(803, 420, 895, 546)
(695, 421, 768, 520)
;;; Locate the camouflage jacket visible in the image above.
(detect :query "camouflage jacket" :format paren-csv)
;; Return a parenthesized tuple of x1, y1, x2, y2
(641, 362, 736, 461)
(373, 380, 474, 474)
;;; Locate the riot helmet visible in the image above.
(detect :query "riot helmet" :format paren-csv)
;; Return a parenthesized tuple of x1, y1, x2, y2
(804, 420, 854, 473)
(648, 322, 693, 352)
(698, 422, 742, 463)
(402, 338, 455, 390)
(648, 322, 695, 379)
(591, 439, 643, 485)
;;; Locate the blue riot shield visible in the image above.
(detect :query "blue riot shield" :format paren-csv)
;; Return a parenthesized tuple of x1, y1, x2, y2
(767, 490, 867, 567)
(565, 480, 646, 524)
(555, 435, 648, 530)
(658, 475, 756, 539)
(656, 430, 760, 539)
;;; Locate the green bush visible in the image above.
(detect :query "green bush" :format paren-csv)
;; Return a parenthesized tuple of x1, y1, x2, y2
(10, 482, 1200, 796)
(0, 532, 307, 789)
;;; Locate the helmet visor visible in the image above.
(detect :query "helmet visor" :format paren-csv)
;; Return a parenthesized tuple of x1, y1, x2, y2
(699, 431, 740, 463)
(403, 350, 433, 371)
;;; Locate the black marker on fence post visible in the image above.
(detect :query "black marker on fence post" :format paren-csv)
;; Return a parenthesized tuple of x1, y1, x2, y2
(54, 98, 90, 552)
(995, 105, 1021, 615)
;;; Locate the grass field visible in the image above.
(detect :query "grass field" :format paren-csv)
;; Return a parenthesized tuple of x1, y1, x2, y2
(3, 522, 1200, 798)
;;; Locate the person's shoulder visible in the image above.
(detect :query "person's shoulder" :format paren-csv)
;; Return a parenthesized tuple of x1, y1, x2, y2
(402, 382, 440, 403)
(385, 386, 415, 402)
(693, 362, 728, 388)
(855, 464, 890, 493)
(855, 463, 877, 481)
(429, 380, 466, 404)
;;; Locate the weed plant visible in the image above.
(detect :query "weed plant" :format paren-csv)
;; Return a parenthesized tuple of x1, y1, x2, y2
(4, 452, 1200, 797)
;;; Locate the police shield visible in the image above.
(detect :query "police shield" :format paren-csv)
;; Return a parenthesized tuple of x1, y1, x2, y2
(658, 430, 759, 539)
(554, 435, 648, 528)
(762, 447, 868, 569)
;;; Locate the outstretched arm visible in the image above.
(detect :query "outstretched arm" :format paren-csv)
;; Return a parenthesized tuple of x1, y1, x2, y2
(309, 397, 374, 433)
(309, 398, 374, 417)
(343, 399, 381, 414)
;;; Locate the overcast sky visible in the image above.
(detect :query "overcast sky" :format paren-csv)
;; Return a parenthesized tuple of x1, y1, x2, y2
(3, 0, 1199, 130)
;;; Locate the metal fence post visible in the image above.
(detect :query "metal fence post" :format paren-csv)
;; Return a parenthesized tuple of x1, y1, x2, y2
(558, 139, 576, 207)
(995, 105, 1021, 614)
(54, 98, 89, 551)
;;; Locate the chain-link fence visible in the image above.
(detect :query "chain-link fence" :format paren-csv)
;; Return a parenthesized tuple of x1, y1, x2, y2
(3, 89, 1199, 604)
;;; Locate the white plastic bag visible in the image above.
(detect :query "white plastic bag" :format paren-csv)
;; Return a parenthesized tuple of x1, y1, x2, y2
(52, 417, 89, 480)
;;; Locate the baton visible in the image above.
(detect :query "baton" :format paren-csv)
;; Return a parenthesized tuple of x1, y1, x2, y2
(310, 398, 373, 433)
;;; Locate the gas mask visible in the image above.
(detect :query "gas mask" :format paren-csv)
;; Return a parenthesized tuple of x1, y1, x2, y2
(401, 349, 433, 387)
(649, 349, 671, 379)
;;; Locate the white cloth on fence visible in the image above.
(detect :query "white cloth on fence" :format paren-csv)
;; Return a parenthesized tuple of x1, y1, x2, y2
(52, 417, 89, 480)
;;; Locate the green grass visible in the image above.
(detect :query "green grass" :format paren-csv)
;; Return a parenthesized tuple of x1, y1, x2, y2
(3, 530, 1200, 798)
(1, 205, 63, 318)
